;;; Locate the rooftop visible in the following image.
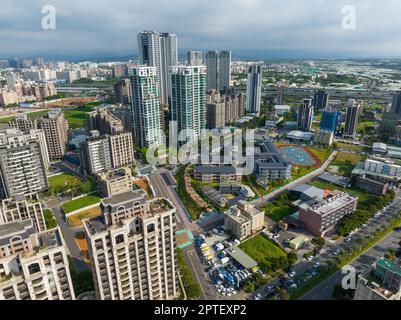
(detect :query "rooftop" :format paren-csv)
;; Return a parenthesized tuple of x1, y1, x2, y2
(194, 165, 238, 175)
(287, 130, 314, 140)
(301, 191, 357, 215)
(101, 189, 147, 207)
(225, 246, 258, 269)
(376, 257, 401, 277)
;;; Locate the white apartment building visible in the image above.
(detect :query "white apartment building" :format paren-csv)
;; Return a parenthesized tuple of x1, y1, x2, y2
(0, 194, 46, 232)
(0, 129, 48, 199)
(0, 220, 75, 300)
(170, 65, 207, 143)
(130, 66, 163, 148)
(83, 190, 179, 300)
(137, 31, 178, 104)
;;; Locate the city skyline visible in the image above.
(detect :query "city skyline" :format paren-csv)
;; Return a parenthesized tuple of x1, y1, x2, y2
(2, 0, 401, 58)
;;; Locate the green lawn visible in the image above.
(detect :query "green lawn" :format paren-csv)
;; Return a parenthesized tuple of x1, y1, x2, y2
(239, 234, 288, 273)
(48, 173, 81, 189)
(62, 105, 95, 128)
(263, 202, 297, 222)
(330, 152, 364, 177)
(61, 194, 102, 214)
(43, 208, 57, 229)
(357, 120, 376, 133)
(336, 142, 365, 153)
(0, 110, 50, 124)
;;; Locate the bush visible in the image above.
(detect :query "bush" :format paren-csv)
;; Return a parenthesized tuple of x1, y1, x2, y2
(43, 209, 57, 229)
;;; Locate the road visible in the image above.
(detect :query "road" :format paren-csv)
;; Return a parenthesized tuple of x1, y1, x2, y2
(252, 151, 337, 208)
(44, 199, 89, 273)
(300, 190, 401, 300)
(252, 188, 401, 300)
(148, 169, 217, 300)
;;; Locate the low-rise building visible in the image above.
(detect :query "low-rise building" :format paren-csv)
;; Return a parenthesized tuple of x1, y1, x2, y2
(254, 140, 292, 181)
(355, 175, 388, 196)
(297, 190, 358, 237)
(96, 167, 133, 197)
(289, 235, 310, 250)
(355, 257, 401, 300)
(194, 165, 242, 183)
(224, 201, 264, 240)
(286, 130, 314, 144)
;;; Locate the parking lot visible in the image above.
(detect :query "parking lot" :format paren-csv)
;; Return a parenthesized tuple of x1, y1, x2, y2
(194, 227, 260, 298)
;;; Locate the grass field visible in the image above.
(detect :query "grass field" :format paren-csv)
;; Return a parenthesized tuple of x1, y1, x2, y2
(336, 142, 365, 153)
(67, 207, 101, 227)
(239, 234, 287, 272)
(48, 173, 81, 189)
(62, 105, 95, 128)
(330, 152, 364, 177)
(262, 202, 297, 222)
(62, 194, 102, 214)
(0, 101, 99, 128)
(0, 110, 50, 124)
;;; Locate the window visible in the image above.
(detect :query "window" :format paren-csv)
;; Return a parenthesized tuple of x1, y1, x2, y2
(147, 224, 155, 233)
(115, 234, 125, 244)
(28, 263, 41, 275)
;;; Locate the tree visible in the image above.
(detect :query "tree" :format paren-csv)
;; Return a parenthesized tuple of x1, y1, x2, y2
(244, 281, 255, 293)
(287, 252, 298, 265)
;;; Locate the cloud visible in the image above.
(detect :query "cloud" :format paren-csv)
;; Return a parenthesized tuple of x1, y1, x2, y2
(1, 0, 401, 58)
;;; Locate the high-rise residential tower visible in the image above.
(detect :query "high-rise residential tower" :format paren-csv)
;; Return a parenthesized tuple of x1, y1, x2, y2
(187, 51, 203, 66)
(246, 64, 262, 115)
(9, 110, 68, 162)
(0, 220, 75, 300)
(344, 99, 361, 137)
(320, 110, 339, 133)
(276, 85, 284, 105)
(130, 66, 163, 148)
(313, 90, 329, 110)
(0, 129, 48, 199)
(137, 31, 178, 104)
(205, 51, 231, 92)
(170, 65, 207, 143)
(391, 91, 401, 115)
(297, 98, 314, 131)
(83, 190, 179, 300)
(38, 109, 68, 161)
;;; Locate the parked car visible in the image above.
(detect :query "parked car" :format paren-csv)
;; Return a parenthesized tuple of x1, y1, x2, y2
(333, 249, 340, 256)
(254, 293, 262, 300)
(313, 262, 321, 268)
(289, 271, 296, 278)
(345, 237, 352, 243)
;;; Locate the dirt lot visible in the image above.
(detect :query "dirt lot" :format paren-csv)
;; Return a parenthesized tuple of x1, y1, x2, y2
(67, 207, 101, 227)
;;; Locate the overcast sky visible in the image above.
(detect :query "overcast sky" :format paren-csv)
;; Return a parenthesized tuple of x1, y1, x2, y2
(1, 0, 401, 58)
